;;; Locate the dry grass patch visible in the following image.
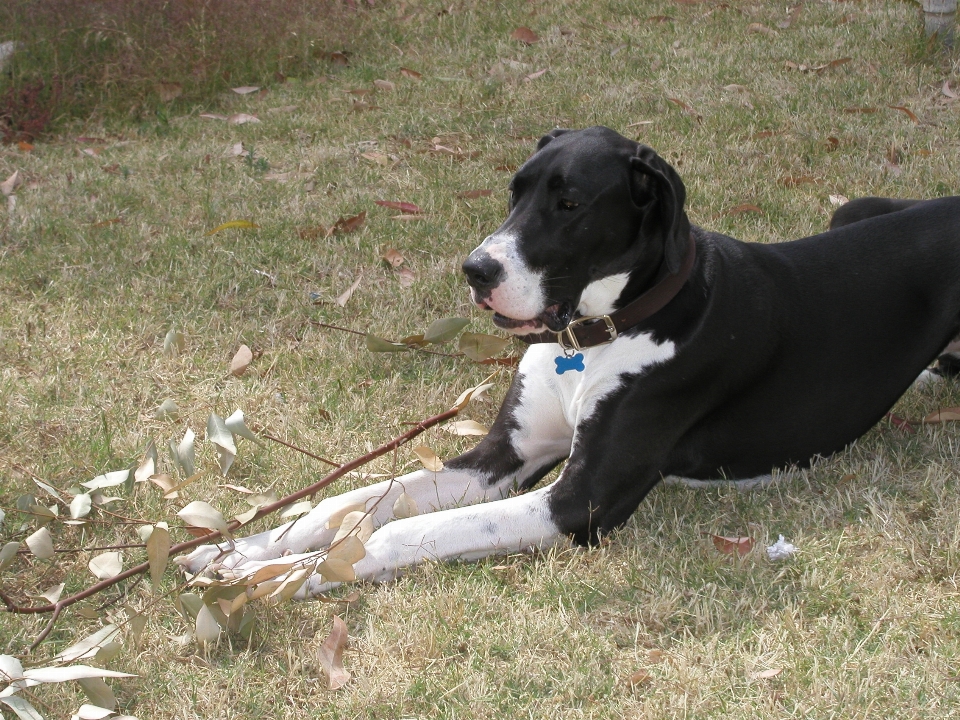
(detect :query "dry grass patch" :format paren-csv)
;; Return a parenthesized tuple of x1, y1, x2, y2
(2, 0, 960, 718)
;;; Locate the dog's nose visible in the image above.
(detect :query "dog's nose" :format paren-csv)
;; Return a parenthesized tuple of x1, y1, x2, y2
(462, 253, 504, 290)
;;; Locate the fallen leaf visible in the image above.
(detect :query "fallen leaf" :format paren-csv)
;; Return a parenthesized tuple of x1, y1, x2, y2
(232, 85, 260, 95)
(666, 97, 700, 120)
(1, 170, 21, 197)
(725, 203, 763, 215)
(156, 82, 183, 102)
(163, 326, 185, 357)
(317, 615, 351, 690)
(752, 667, 783, 679)
(923, 407, 960, 423)
(199, 112, 228, 121)
(328, 211, 366, 236)
(88, 552, 123, 580)
(627, 669, 652, 686)
(373, 79, 395, 91)
(17, 141, 34, 152)
(347, 88, 371, 96)
(524, 68, 548, 82)
(381, 248, 405, 267)
(375, 200, 422, 213)
(747, 23, 776, 35)
(205, 219, 260, 236)
(398, 267, 416, 288)
(825, 136, 840, 150)
(336, 276, 362, 307)
(230, 344, 253, 376)
(329, 51, 350, 66)
(710, 534, 754, 556)
(780, 175, 816, 187)
(943, 80, 958, 99)
(227, 113, 260, 125)
(888, 105, 919, 124)
(400, 67, 422, 80)
(457, 189, 493, 199)
(412, 445, 444, 472)
(511, 26, 539, 44)
(829, 194, 849, 206)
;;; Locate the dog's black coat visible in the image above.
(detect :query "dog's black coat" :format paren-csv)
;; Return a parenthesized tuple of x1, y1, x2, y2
(460, 126, 960, 543)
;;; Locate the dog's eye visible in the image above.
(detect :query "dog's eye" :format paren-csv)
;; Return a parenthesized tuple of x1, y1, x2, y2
(559, 198, 578, 211)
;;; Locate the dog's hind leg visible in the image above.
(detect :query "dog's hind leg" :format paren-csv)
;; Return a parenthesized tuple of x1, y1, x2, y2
(828, 197, 923, 229)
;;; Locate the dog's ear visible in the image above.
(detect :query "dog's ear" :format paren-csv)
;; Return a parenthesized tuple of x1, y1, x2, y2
(536, 128, 571, 151)
(630, 147, 690, 274)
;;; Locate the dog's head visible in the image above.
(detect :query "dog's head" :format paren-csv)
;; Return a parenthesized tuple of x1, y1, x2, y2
(462, 126, 690, 334)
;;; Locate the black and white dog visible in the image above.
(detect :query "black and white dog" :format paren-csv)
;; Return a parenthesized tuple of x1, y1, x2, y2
(182, 126, 960, 595)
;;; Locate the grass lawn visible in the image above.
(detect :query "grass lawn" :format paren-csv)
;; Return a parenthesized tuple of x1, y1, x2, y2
(2, 0, 960, 717)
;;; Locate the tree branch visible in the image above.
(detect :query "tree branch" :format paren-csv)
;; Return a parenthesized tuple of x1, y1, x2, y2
(1, 404, 461, 618)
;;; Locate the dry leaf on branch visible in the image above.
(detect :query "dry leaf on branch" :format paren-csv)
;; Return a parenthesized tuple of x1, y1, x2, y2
(412, 445, 444, 472)
(318, 615, 351, 690)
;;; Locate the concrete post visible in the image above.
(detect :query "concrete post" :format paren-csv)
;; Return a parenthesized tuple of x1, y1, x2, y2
(923, 0, 957, 47)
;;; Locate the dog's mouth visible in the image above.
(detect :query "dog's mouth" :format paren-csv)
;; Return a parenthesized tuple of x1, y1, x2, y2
(479, 301, 574, 334)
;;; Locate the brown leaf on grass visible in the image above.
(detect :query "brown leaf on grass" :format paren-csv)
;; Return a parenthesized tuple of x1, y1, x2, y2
(725, 203, 763, 215)
(667, 97, 701, 121)
(298, 226, 327, 240)
(91, 217, 123, 228)
(1, 170, 21, 197)
(231, 345, 253, 376)
(829, 194, 849, 206)
(397, 266, 416, 288)
(331, 211, 366, 236)
(750, 129, 781, 139)
(710, 534, 754, 556)
(747, 23, 776, 35)
(81, 147, 103, 157)
(329, 51, 349, 66)
(347, 88, 371, 96)
(458, 189, 493, 199)
(227, 113, 260, 125)
(511, 26, 539, 44)
(843, 106, 878, 114)
(200, 112, 228, 121)
(780, 175, 816, 187)
(923, 407, 960, 424)
(627, 669, 652, 686)
(381, 248, 405, 267)
(101, 163, 120, 174)
(336, 276, 362, 307)
(885, 412, 916, 433)
(375, 200, 422, 213)
(18, 141, 34, 152)
(360, 151, 395, 166)
(825, 136, 840, 150)
(524, 68, 548, 82)
(943, 81, 959, 100)
(156, 82, 183, 102)
(232, 85, 260, 95)
(400, 67, 422, 80)
(373, 79, 395, 91)
(752, 667, 783, 680)
(777, 3, 803, 28)
(888, 105, 919, 124)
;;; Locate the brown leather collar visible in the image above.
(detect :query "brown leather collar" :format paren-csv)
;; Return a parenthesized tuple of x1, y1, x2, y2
(518, 234, 697, 350)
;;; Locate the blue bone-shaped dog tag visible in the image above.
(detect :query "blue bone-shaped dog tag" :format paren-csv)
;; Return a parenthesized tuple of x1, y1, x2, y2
(554, 353, 585, 375)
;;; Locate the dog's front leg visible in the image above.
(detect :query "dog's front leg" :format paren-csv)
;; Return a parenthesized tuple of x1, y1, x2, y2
(179, 369, 573, 575)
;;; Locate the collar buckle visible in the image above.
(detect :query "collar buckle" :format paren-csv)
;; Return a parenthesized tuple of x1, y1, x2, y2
(555, 314, 618, 352)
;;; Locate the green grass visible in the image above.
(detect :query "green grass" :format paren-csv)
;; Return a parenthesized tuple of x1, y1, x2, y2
(2, 0, 960, 717)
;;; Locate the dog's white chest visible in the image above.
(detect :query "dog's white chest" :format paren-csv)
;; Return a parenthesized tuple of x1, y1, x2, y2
(516, 333, 676, 429)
